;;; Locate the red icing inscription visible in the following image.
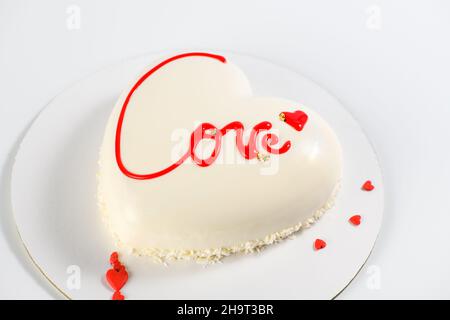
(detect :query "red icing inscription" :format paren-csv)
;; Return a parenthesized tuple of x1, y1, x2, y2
(115, 52, 308, 180)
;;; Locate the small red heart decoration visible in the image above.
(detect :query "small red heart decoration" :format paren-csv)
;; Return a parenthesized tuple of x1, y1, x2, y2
(110, 252, 119, 265)
(112, 291, 125, 300)
(106, 267, 128, 292)
(349, 215, 361, 226)
(314, 239, 327, 250)
(362, 180, 374, 191)
(280, 110, 308, 131)
(113, 261, 123, 272)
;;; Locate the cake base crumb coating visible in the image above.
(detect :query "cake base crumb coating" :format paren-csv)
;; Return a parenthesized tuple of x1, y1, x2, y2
(98, 180, 340, 264)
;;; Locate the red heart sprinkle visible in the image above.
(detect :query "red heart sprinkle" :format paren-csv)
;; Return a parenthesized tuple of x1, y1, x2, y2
(362, 180, 374, 191)
(110, 252, 119, 265)
(314, 239, 327, 250)
(113, 261, 123, 272)
(280, 110, 308, 131)
(112, 291, 125, 300)
(106, 267, 128, 292)
(349, 215, 362, 226)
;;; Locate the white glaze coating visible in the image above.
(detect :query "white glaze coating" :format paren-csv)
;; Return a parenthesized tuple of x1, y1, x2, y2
(98, 54, 342, 262)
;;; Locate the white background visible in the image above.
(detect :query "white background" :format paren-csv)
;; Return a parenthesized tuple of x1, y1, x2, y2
(0, 0, 449, 299)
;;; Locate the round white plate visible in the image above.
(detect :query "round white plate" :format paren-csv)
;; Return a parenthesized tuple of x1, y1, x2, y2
(11, 52, 383, 300)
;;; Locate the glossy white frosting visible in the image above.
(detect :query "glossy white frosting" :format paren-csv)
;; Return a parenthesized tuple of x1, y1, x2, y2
(98, 54, 343, 262)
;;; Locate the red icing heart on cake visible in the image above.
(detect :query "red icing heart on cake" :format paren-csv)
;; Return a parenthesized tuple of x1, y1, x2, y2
(349, 215, 361, 226)
(314, 239, 327, 250)
(106, 266, 128, 291)
(362, 180, 374, 191)
(280, 110, 308, 131)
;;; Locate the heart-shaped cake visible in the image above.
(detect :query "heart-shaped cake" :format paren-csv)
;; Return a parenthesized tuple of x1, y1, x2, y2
(97, 52, 342, 263)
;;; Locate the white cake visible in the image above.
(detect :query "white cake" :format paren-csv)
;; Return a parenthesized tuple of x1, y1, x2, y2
(98, 52, 342, 263)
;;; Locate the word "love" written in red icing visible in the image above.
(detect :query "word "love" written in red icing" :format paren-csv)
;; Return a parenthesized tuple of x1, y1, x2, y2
(115, 52, 308, 180)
